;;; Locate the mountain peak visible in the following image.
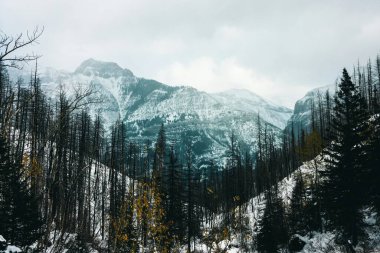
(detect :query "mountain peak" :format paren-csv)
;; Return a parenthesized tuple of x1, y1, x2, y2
(75, 58, 134, 78)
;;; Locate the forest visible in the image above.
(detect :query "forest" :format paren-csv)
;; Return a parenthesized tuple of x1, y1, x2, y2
(1, 30, 380, 253)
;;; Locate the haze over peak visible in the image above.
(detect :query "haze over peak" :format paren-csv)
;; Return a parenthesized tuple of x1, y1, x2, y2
(74, 58, 134, 78)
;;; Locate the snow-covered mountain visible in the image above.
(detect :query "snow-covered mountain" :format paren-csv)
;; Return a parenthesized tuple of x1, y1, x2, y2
(285, 84, 336, 135)
(38, 58, 293, 166)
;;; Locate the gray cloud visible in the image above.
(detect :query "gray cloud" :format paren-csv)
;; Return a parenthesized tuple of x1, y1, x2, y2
(1, 0, 380, 107)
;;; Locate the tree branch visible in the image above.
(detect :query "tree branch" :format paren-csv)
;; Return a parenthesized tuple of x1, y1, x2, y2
(0, 27, 44, 69)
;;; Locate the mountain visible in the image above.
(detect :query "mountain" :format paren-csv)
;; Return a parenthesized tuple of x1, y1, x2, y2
(285, 84, 335, 135)
(38, 58, 293, 166)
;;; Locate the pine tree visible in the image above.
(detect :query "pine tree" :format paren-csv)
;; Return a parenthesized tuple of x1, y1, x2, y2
(153, 123, 166, 189)
(288, 173, 306, 235)
(0, 136, 14, 242)
(368, 113, 380, 214)
(0, 135, 42, 247)
(257, 203, 277, 253)
(257, 192, 288, 253)
(165, 144, 185, 243)
(321, 68, 369, 246)
(369, 56, 380, 214)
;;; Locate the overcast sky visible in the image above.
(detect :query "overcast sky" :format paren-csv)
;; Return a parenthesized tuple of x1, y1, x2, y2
(1, 0, 380, 108)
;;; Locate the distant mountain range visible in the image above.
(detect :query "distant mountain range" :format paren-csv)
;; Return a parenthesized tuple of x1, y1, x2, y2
(11, 59, 302, 166)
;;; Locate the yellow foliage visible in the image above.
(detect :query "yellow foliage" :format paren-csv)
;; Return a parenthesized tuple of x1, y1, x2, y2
(147, 180, 171, 252)
(22, 154, 29, 167)
(112, 196, 133, 244)
(233, 195, 240, 202)
(223, 227, 229, 239)
(111, 180, 172, 252)
(299, 130, 322, 162)
(121, 234, 129, 242)
(30, 157, 43, 177)
(22, 155, 43, 179)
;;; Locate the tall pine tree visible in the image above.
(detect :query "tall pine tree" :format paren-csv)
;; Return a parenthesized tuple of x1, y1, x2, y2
(321, 68, 369, 246)
(0, 135, 42, 247)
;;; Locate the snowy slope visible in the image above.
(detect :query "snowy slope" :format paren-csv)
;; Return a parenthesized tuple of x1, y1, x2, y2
(192, 158, 323, 252)
(34, 160, 128, 253)
(212, 89, 292, 129)
(193, 155, 380, 252)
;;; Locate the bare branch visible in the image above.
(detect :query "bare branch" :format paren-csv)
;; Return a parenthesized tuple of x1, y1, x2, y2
(67, 85, 102, 113)
(0, 27, 44, 69)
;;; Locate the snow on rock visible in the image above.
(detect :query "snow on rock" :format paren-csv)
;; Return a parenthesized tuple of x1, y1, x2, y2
(4, 245, 22, 253)
(285, 84, 335, 135)
(301, 231, 337, 253)
(212, 89, 293, 129)
(0, 235, 21, 253)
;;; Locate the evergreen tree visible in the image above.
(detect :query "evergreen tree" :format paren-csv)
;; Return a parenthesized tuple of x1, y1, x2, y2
(288, 173, 306, 235)
(165, 144, 185, 243)
(0, 135, 42, 247)
(368, 113, 380, 214)
(153, 123, 166, 189)
(257, 192, 288, 253)
(321, 68, 369, 246)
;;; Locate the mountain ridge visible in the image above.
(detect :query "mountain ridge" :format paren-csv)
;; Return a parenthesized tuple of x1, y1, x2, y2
(16, 58, 294, 166)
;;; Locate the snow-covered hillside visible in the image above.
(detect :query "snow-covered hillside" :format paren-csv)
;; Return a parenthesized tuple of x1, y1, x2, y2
(191, 155, 380, 252)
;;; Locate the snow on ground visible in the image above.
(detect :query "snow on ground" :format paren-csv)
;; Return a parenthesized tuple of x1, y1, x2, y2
(188, 157, 320, 252)
(5, 145, 380, 252)
(41, 231, 101, 253)
(188, 154, 380, 252)
(41, 159, 125, 253)
(3, 245, 22, 253)
(0, 235, 22, 253)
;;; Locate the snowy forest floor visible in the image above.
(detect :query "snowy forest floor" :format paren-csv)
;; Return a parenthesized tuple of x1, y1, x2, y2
(2, 156, 380, 252)
(189, 156, 380, 253)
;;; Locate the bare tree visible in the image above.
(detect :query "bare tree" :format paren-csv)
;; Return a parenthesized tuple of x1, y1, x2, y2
(0, 27, 44, 69)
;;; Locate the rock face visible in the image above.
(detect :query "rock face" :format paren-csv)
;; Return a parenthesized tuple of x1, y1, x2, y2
(39, 59, 293, 166)
(285, 85, 335, 135)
